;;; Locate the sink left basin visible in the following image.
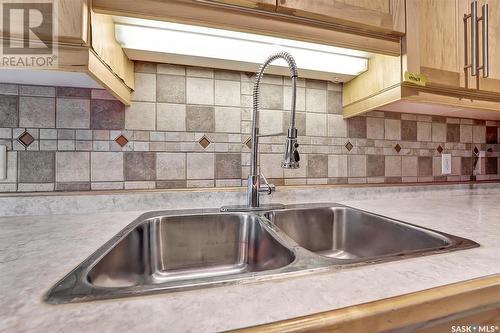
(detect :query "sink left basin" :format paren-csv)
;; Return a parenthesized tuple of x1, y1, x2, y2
(45, 211, 295, 304)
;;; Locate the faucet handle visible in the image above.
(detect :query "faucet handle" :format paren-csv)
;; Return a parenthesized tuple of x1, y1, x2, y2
(259, 173, 275, 195)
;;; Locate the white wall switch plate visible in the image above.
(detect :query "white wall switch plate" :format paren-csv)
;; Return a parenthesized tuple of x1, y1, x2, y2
(441, 153, 451, 174)
(0, 145, 6, 180)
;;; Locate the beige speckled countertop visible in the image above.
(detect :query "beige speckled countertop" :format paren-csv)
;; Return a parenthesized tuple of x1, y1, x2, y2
(1, 184, 500, 332)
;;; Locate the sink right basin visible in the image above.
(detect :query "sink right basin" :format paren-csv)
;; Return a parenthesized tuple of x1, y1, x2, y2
(265, 205, 469, 261)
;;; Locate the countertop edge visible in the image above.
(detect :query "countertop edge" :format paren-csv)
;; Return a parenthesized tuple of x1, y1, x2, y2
(234, 273, 500, 332)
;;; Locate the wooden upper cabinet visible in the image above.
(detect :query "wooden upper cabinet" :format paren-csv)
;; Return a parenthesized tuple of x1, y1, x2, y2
(476, 0, 500, 93)
(405, 0, 500, 93)
(57, 0, 89, 44)
(276, 0, 405, 36)
(411, 0, 461, 87)
(343, 0, 500, 119)
(205, 0, 277, 11)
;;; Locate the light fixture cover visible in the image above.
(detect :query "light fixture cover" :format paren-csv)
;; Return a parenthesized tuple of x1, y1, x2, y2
(114, 17, 369, 80)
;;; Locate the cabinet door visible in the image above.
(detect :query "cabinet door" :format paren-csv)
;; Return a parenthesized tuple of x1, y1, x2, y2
(276, 0, 405, 36)
(416, 0, 462, 88)
(206, 0, 276, 11)
(477, 0, 500, 93)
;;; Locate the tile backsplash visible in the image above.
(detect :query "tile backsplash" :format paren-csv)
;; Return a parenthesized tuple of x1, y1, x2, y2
(0, 61, 499, 192)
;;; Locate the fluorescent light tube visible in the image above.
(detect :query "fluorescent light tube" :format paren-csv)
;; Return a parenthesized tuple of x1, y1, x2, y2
(114, 17, 368, 77)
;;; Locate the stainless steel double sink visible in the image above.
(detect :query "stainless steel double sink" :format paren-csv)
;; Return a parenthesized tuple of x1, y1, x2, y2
(45, 204, 478, 304)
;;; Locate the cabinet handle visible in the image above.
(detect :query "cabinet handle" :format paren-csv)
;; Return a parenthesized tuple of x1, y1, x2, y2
(481, 3, 489, 78)
(463, 1, 479, 79)
(471, 1, 478, 76)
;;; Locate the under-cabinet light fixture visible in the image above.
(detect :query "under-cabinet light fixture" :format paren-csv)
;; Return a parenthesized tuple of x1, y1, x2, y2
(114, 17, 369, 80)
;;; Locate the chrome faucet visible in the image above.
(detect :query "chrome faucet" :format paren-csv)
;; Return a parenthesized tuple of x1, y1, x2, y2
(221, 51, 300, 212)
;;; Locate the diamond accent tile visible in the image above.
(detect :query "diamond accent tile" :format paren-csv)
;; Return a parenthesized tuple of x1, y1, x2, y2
(199, 135, 211, 149)
(474, 146, 480, 154)
(345, 141, 353, 151)
(437, 145, 443, 153)
(244, 137, 252, 150)
(115, 134, 129, 147)
(394, 144, 401, 153)
(18, 131, 34, 147)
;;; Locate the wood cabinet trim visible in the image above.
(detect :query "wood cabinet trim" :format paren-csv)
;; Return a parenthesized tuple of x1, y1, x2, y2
(276, 0, 405, 36)
(92, 0, 401, 56)
(420, 66, 461, 87)
(87, 50, 132, 105)
(89, 11, 134, 89)
(234, 274, 500, 333)
(204, 0, 277, 11)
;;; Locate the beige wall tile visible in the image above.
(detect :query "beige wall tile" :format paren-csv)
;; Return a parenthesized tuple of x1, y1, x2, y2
(187, 153, 214, 179)
(125, 102, 155, 130)
(215, 80, 240, 107)
(328, 155, 348, 177)
(283, 112, 306, 136)
(259, 110, 283, 135)
(19, 96, 55, 128)
(134, 61, 156, 73)
(306, 113, 327, 137)
(433, 156, 442, 176)
(215, 107, 241, 133)
(460, 124, 473, 143)
(327, 91, 342, 114)
(56, 152, 90, 182)
(367, 117, 384, 139)
(157, 64, 185, 75)
(186, 77, 214, 105)
(327, 114, 347, 137)
(402, 156, 418, 177)
(417, 122, 432, 142)
(348, 155, 366, 177)
(432, 123, 446, 142)
(260, 153, 284, 178)
(473, 125, 486, 143)
(56, 98, 90, 129)
(452, 156, 461, 175)
(385, 155, 402, 177)
(283, 86, 305, 111)
(284, 154, 307, 178)
(214, 69, 240, 81)
(260, 84, 283, 109)
(91, 152, 123, 181)
(124, 181, 155, 190)
(157, 75, 185, 103)
(187, 179, 214, 188)
(157, 103, 186, 131)
(157, 153, 186, 180)
(305, 88, 327, 113)
(384, 119, 401, 140)
(132, 73, 156, 102)
(186, 67, 213, 78)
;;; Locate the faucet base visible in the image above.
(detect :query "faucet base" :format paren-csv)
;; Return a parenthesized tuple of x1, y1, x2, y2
(220, 204, 285, 213)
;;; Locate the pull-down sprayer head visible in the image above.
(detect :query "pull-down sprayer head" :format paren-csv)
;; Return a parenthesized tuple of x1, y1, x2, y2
(250, 51, 300, 173)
